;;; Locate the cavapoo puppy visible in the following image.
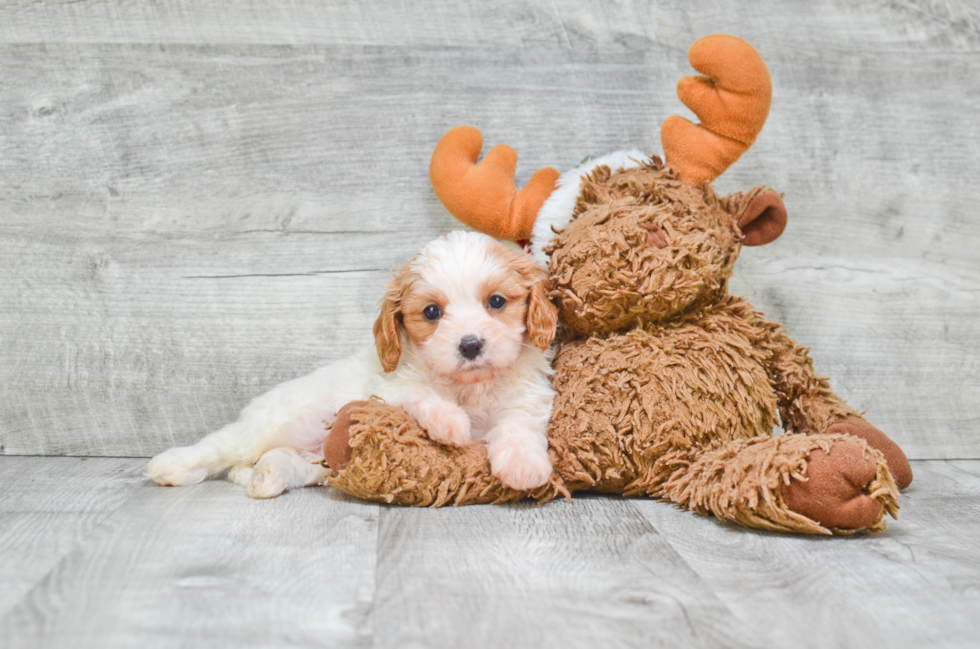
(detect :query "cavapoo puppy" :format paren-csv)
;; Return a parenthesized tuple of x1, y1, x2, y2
(147, 231, 558, 498)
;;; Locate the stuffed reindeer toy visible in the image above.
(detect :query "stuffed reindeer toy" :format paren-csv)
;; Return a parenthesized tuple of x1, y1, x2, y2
(322, 34, 913, 535)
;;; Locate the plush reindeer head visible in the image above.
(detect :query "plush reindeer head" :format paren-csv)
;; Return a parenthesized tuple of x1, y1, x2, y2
(429, 35, 788, 337)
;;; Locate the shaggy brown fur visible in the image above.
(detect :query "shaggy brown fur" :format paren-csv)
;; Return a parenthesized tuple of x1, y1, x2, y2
(323, 159, 910, 535)
(326, 398, 568, 507)
(326, 398, 898, 535)
(547, 161, 738, 336)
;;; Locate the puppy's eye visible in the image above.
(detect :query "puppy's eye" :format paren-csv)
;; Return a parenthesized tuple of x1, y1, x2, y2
(423, 304, 442, 321)
(487, 295, 506, 310)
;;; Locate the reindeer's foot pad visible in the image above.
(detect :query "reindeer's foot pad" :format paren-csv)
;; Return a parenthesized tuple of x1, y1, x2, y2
(827, 416, 913, 489)
(782, 441, 894, 531)
(663, 433, 900, 535)
(321, 398, 566, 506)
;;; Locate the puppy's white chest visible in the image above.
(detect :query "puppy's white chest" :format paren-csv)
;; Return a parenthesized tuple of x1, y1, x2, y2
(452, 384, 499, 440)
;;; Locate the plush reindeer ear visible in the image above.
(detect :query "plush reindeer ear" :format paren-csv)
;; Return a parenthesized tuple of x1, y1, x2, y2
(373, 278, 403, 372)
(720, 186, 787, 246)
(738, 188, 787, 246)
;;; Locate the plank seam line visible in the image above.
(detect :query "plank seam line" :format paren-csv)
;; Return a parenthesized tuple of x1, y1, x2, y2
(622, 499, 743, 627)
(182, 269, 387, 279)
(0, 460, 150, 624)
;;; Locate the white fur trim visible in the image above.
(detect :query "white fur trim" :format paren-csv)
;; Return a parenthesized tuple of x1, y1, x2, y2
(530, 149, 651, 267)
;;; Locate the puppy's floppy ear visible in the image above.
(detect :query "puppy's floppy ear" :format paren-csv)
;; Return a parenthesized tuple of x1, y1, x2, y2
(373, 276, 403, 372)
(518, 258, 558, 350)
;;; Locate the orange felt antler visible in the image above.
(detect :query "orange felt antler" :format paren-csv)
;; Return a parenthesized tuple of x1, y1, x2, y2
(661, 34, 772, 186)
(429, 126, 560, 241)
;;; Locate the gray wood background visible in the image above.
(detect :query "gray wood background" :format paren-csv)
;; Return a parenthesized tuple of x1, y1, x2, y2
(1, 0, 978, 459)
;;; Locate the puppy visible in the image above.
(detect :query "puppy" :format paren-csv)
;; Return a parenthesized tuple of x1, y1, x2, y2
(146, 231, 558, 498)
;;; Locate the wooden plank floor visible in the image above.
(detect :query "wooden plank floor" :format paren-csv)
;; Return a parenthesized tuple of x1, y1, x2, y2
(0, 457, 978, 648)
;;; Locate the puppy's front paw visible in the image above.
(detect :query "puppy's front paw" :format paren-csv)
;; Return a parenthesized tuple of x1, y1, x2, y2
(416, 403, 471, 447)
(146, 447, 208, 486)
(489, 437, 552, 490)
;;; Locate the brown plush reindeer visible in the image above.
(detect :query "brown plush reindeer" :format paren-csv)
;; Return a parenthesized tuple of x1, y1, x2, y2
(323, 35, 912, 534)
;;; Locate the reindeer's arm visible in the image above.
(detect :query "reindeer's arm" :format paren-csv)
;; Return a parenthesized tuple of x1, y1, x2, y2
(756, 315, 913, 488)
(756, 322, 856, 434)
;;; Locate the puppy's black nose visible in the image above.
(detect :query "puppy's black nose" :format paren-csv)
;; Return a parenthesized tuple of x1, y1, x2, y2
(458, 336, 484, 360)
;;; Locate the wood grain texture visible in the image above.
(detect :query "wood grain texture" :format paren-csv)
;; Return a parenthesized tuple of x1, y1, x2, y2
(0, 458, 147, 617)
(1, 457, 977, 648)
(0, 0, 977, 51)
(0, 462, 380, 649)
(631, 459, 980, 649)
(0, 1, 978, 458)
(372, 497, 751, 649)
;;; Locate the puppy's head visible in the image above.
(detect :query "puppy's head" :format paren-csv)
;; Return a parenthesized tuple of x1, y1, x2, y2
(374, 231, 557, 384)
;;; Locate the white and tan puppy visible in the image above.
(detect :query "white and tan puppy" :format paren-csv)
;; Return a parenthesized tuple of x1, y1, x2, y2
(147, 231, 558, 498)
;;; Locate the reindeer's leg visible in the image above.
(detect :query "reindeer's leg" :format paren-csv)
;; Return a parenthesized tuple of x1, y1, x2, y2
(761, 325, 912, 488)
(656, 433, 900, 534)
